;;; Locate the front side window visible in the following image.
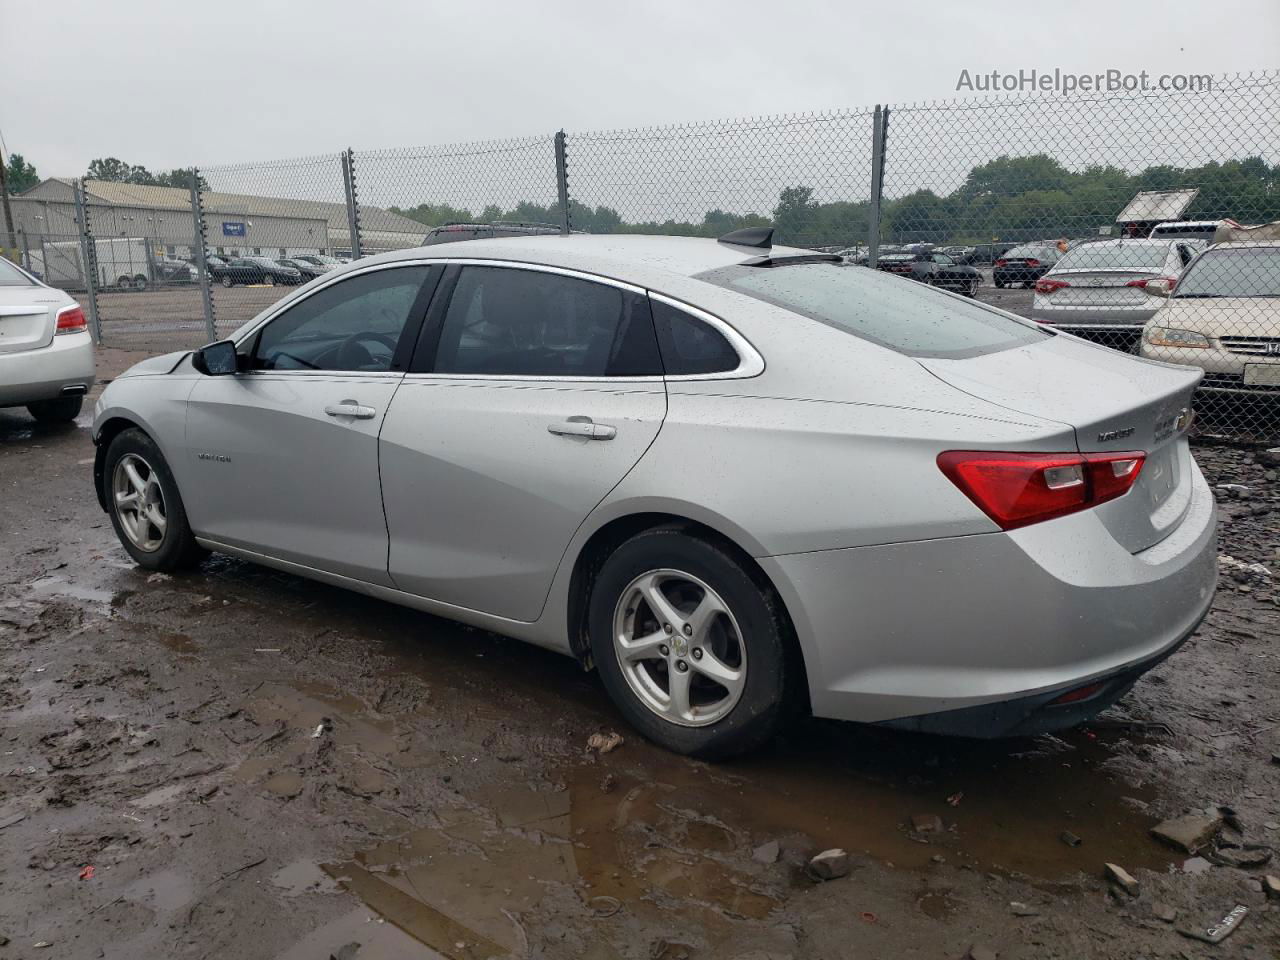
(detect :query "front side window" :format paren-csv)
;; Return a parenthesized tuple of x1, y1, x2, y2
(254, 265, 430, 372)
(432, 266, 662, 377)
(700, 261, 1048, 360)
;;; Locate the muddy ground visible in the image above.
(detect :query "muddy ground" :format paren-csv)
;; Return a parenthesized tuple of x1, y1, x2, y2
(1, 354, 1278, 960)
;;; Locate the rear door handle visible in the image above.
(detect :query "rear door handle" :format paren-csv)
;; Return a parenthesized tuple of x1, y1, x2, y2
(324, 400, 377, 420)
(548, 417, 616, 441)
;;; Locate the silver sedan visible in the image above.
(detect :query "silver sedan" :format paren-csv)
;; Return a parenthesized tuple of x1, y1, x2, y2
(0, 256, 95, 422)
(92, 231, 1216, 756)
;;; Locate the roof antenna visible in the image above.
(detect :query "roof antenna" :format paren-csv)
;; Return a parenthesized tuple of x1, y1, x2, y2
(718, 226, 773, 249)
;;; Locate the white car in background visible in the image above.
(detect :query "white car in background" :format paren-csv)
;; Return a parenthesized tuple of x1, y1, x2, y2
(1140, 241, 1280, 395)
(0, 257, 95, 422)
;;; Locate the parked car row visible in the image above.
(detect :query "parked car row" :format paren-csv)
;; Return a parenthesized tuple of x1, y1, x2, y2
(873, 250, 982, 296)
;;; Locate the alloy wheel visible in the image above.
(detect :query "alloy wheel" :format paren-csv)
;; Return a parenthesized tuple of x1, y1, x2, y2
(612, 568, 747, 727)
(112, 453, 167, 552)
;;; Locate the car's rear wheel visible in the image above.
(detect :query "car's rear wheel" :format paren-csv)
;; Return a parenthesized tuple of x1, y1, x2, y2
(133, 275, 148, 292)
(965, 278, 980, 297)
(221, 275, 234, 288)
(117, 275, 133, 291)
(588, 527, 797, 758)
(27, 396, 83, 423)
(105, 429, 205, 571)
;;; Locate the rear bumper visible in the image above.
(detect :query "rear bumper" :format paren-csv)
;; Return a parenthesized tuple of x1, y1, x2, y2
(0, 333, 96, 406)
(759, 459, 1217, 734)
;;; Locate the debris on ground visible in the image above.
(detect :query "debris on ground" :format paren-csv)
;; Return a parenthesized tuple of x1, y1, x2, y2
(586, 731, 624, 754)
(964, 947, 996, 960)
(1213, 845, 1273, 868)
(329, 944, 360, 960)
(1060, 830, 1082, 847)
(1104, 862, 1139, 896)
(78, 865, 94, 880)
(1150, 812, 1223, 854)
(1009, 902, 1039, 917)
(1178, 904, 1248, 944)
(946, 791, 963, 807)
(910, 814, 943, 834)
(807, 848, 850, 881)
(1216, 483, 1252, 498)
(1263, 875, 1280, 901)
(752, 839, 780, 864)
(1151, 902, 1177, 923)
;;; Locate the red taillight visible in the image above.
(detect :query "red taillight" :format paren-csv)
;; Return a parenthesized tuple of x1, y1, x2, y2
(993, 259, 1007, 267)
(55, 304, 87, 335)
(937, 450, 1146, 530)
(1035, 277, 1071, 294)
(1126, 275, 1178, 290)
(1024, 258, 1041, 267)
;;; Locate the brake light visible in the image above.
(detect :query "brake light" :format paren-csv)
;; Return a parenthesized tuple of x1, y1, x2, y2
(1024, 258, 1041, 267)
(1035, 278, 1071, 294)
(993, 259, 1007, 267)
(55, 304, 87, 335)
(1126, 276, 1178, 290)
(937, 450, 1146, 530)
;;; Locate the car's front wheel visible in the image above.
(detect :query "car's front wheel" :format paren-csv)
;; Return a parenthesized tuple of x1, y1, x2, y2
(588, 527, 798, 758)
(221, 275, 234, 288)
(104, 428, 206, 571)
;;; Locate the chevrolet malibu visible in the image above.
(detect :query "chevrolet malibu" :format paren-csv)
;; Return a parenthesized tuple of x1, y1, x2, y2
(91, 230, 1217, 757)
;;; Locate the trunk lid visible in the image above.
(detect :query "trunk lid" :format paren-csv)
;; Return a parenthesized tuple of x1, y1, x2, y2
(0, 287, 63, 355)
(1045, 270, 1163, 308)
(918, 334, 1201, 553)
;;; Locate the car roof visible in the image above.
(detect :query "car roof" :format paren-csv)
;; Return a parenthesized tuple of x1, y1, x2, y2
(358, 234, 816, 281)
(1205, 240, 1280, 250)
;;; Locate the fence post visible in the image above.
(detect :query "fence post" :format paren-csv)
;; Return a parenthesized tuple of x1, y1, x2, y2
(554, 130, 571, 235)
(72, 180, 103, 344)
(20, 231, 31, 272)
(341, 149, 363, 259)
(867, 105, 890, 268)
(189, 170, 217, 342)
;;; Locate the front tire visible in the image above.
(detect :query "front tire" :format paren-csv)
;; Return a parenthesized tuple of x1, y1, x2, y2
(588, 528, 797, 758)
(221, 275, 234, 288)
(27, 396, 83, 423)
(104, 428, 206, 571)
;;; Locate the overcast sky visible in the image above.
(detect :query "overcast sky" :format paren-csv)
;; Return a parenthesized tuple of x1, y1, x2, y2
(2, 0, 1277, 178)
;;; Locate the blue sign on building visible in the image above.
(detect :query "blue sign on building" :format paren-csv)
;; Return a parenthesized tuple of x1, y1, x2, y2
(222, 222, 247, 237)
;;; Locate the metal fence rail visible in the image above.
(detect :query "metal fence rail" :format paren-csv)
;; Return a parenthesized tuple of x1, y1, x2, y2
(7, 70, 1277, 438)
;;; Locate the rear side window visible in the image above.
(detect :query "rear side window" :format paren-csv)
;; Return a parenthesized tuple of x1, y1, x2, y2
(433, 266, 662, 377)
(700, 262, 1048, 360)
(650, 299, 740, 375)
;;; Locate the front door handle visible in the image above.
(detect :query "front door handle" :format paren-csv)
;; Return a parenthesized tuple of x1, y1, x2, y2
(548, 417, 616, 441)
(324, 400, 377, 420)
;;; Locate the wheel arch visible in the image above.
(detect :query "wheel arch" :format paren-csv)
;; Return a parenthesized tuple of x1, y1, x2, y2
(563, 509, 811, 714)
(93, 415, 147, 512)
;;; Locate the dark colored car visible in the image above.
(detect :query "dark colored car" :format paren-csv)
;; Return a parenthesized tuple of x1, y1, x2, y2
(217, 257, 303, 287)
(993, 244, 1062, 287)
(874, 251, 982, 296)
(153, 257, 196, 284)
(277, 258, 329, 281)
(423, 221, 562, 245)
(957, 242, 1018, 266)
(291, 254, 345, 269)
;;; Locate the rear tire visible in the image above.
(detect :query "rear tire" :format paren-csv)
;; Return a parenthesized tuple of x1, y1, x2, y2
(104, 428, 206, 572)
(221, 275, 234, 288)
(133, 275, 148, 292)
(994, 278, 1006, 288)
(27, 396, 83, 423)
(588, 527, 797, 758)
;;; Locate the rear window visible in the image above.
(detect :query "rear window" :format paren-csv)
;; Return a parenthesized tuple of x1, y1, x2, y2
(1174, 247, 1280, 299)
(1054, 242, 1172, 271)
(1004, 245, 1057, 260)
(699, 262, 1048, 360)
(0, 257, 36, 286)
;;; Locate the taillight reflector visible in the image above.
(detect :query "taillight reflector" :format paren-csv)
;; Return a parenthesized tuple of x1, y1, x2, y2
(937, 450, 1146, 530)
(993, 259, 1007, 267)
(1035, 278, 1071, 294)
(1126, 275, 1178, 290)
(1024, 258, 1041, 267)
(55, 304, 88, 334)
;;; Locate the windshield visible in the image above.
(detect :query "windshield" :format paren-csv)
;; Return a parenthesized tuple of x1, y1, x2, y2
(699, 261, 1049, 359)
(1055, 242, 1170, 271)
(1174, 247, 1280, 299)
(0, 257, 36, 286)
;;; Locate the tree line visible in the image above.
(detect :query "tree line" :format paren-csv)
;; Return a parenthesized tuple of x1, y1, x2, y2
(391, 154, 1280, 247)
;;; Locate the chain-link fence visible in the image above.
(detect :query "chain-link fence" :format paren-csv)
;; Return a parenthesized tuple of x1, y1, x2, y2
(9, 70, 1276, 437)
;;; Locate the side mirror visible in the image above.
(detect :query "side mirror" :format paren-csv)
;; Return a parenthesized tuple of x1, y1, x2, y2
(192, 339, 241, 376)
(1144, 278, 1174, 298)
